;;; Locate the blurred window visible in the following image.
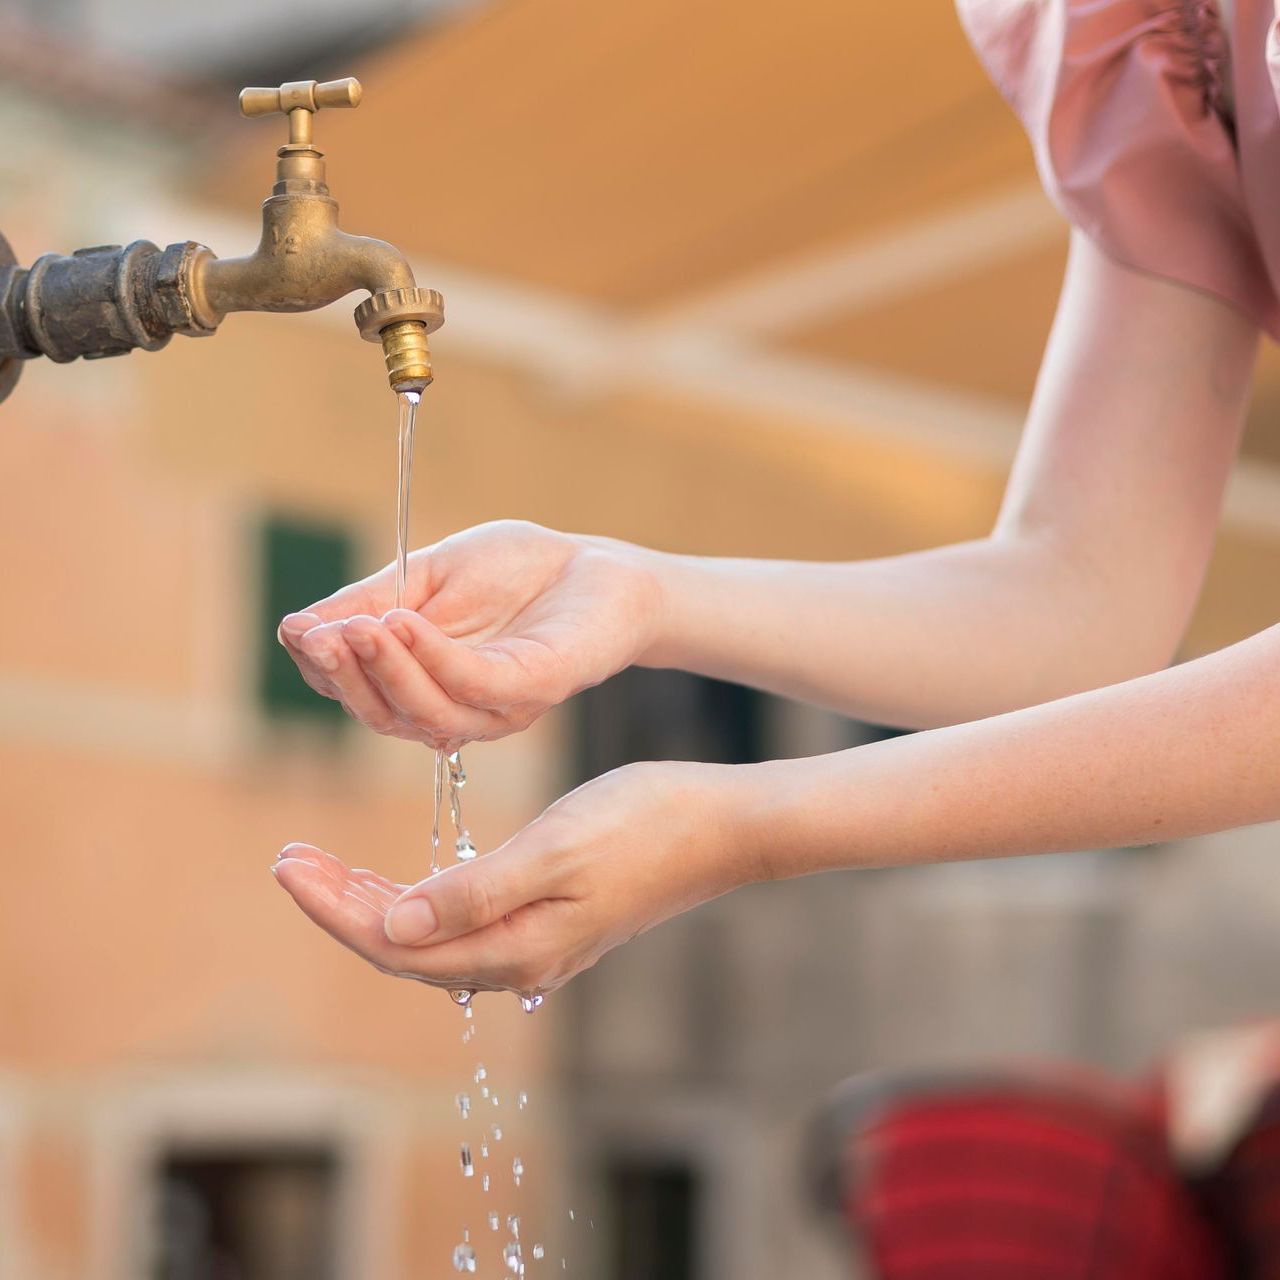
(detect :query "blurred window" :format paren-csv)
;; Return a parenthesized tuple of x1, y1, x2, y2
(571, 668, 766, 782)
(154, 1147, 338, 1280)
(570, 666, 903, 781)
(256, 515, 351, 726)
(606, 1156, 700, 1280)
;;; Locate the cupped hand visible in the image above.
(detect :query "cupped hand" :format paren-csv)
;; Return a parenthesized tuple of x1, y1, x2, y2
(277, 520, 664, 748)
(272, 761, 754, 997)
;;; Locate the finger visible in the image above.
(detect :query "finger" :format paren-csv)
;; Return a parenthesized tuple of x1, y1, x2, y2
(275, 614, 344, 701)
(298, 621, 406, 736)
(275, 855, 407, 964)
(383, 840, 565, 948)
(274, 853, 524, 990)
(382, 609, 558, 713)
(350, 866, 405, 898)
(281, 568, 393, 636)
(342, 616, 509, 743)
(277, 566, 401, 696)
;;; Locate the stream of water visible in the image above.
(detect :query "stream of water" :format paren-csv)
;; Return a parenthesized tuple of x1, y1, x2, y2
(394, 390, 564, 1274)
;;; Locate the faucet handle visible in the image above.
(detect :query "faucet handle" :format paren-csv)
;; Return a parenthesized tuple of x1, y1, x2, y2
(239, 77, 362, 146)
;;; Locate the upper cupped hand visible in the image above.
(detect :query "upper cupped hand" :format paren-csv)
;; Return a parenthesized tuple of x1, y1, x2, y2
(277, 520, 664, 748)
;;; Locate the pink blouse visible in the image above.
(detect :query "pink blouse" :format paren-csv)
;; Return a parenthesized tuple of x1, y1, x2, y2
(956, 0, 1280, 337)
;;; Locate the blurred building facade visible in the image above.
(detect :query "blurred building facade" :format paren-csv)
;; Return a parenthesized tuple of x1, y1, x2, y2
(3, 2, 1280, 1279)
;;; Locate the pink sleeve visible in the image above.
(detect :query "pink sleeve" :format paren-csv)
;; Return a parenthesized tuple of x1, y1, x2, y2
(956, 0, 1276, 335)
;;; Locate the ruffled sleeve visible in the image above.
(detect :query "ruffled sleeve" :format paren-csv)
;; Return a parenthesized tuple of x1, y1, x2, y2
(957, 0, 1278, 336)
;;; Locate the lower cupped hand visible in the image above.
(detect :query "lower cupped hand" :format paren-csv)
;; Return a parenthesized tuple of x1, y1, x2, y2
(272, 761, 752, 997)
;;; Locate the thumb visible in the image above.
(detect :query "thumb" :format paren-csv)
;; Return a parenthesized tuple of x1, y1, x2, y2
(383, 847, 538, 946)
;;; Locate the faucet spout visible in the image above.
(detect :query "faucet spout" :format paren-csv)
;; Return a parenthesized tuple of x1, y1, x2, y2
(191, 202, 418, 321)
(185, 135, 443, 394)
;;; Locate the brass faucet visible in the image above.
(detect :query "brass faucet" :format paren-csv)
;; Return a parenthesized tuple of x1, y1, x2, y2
(188, 77, 442, 392)
(0, 76, 442, 402)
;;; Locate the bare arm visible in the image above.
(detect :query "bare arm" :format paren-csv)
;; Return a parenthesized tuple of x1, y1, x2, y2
(641, 232, 1259, 726)
(742, 621, 1280, 879)
(282, 233, 1257, 741)
(274, 617, 1280, 997)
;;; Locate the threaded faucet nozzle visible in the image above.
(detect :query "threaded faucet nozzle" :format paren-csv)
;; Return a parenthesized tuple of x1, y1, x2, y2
(380, 319, 432, 393)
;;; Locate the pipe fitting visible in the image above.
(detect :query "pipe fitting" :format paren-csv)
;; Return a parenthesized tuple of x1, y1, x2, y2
(355, 287, 443, 393)
(18, 240, 216, 364)
(378, 320, 433, 393)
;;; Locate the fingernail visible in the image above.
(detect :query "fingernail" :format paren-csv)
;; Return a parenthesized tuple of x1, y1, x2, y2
(280, 612, 320, 640)
(385, 895, 438, 944)
(344, 625, 377, 662)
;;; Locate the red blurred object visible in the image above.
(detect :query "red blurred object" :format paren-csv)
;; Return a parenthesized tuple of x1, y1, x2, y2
(840, 1076, 1228, 1280)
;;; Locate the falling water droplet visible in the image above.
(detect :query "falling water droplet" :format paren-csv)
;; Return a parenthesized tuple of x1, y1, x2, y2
(517, 1092, 529, 1111)
(481, 1143, 489, 1159)
(449, 988, 475, 1007)
(488, 1211, 500, 1231)
(482, 1174, 491, 1192)
(507, 1215, 520, 1239)
(503, 1242, 523, 1274)
(491, 1124, 503, 1141)
(456, 1093, 471, 1119)
(448, 751, 467, 789)
(519, 992, 545, 1014)
(432, 750, 445, 873)
(460, 1145, 474, 1178)
(455, 833, 479, 861)
(474, 1064, 487, 1083)
(512, 1156, 524, 1186)
(452, 1242, 477, 1273)
(532, 1244, 545, 1260)
(492, 1093, 500, 1107)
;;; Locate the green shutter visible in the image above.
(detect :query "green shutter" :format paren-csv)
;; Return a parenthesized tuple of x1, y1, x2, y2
(256, 515, 352, 725)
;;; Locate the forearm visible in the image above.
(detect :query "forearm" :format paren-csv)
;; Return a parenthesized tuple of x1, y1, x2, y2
(633, 239, 1254, 731)
(636, 533, 1170, 728)
(731, 622, 1280, 879)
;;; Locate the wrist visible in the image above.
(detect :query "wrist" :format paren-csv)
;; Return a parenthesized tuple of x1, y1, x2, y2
(673, 761, 766, 896)
(692, 759, 810, 890)
(628, 548, 698, 669)
(718, 748, 894, 884)
(579, 535, 681, 665)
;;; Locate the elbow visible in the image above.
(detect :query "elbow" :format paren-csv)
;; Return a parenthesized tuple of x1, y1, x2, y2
(982, 527, 1194, 712)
